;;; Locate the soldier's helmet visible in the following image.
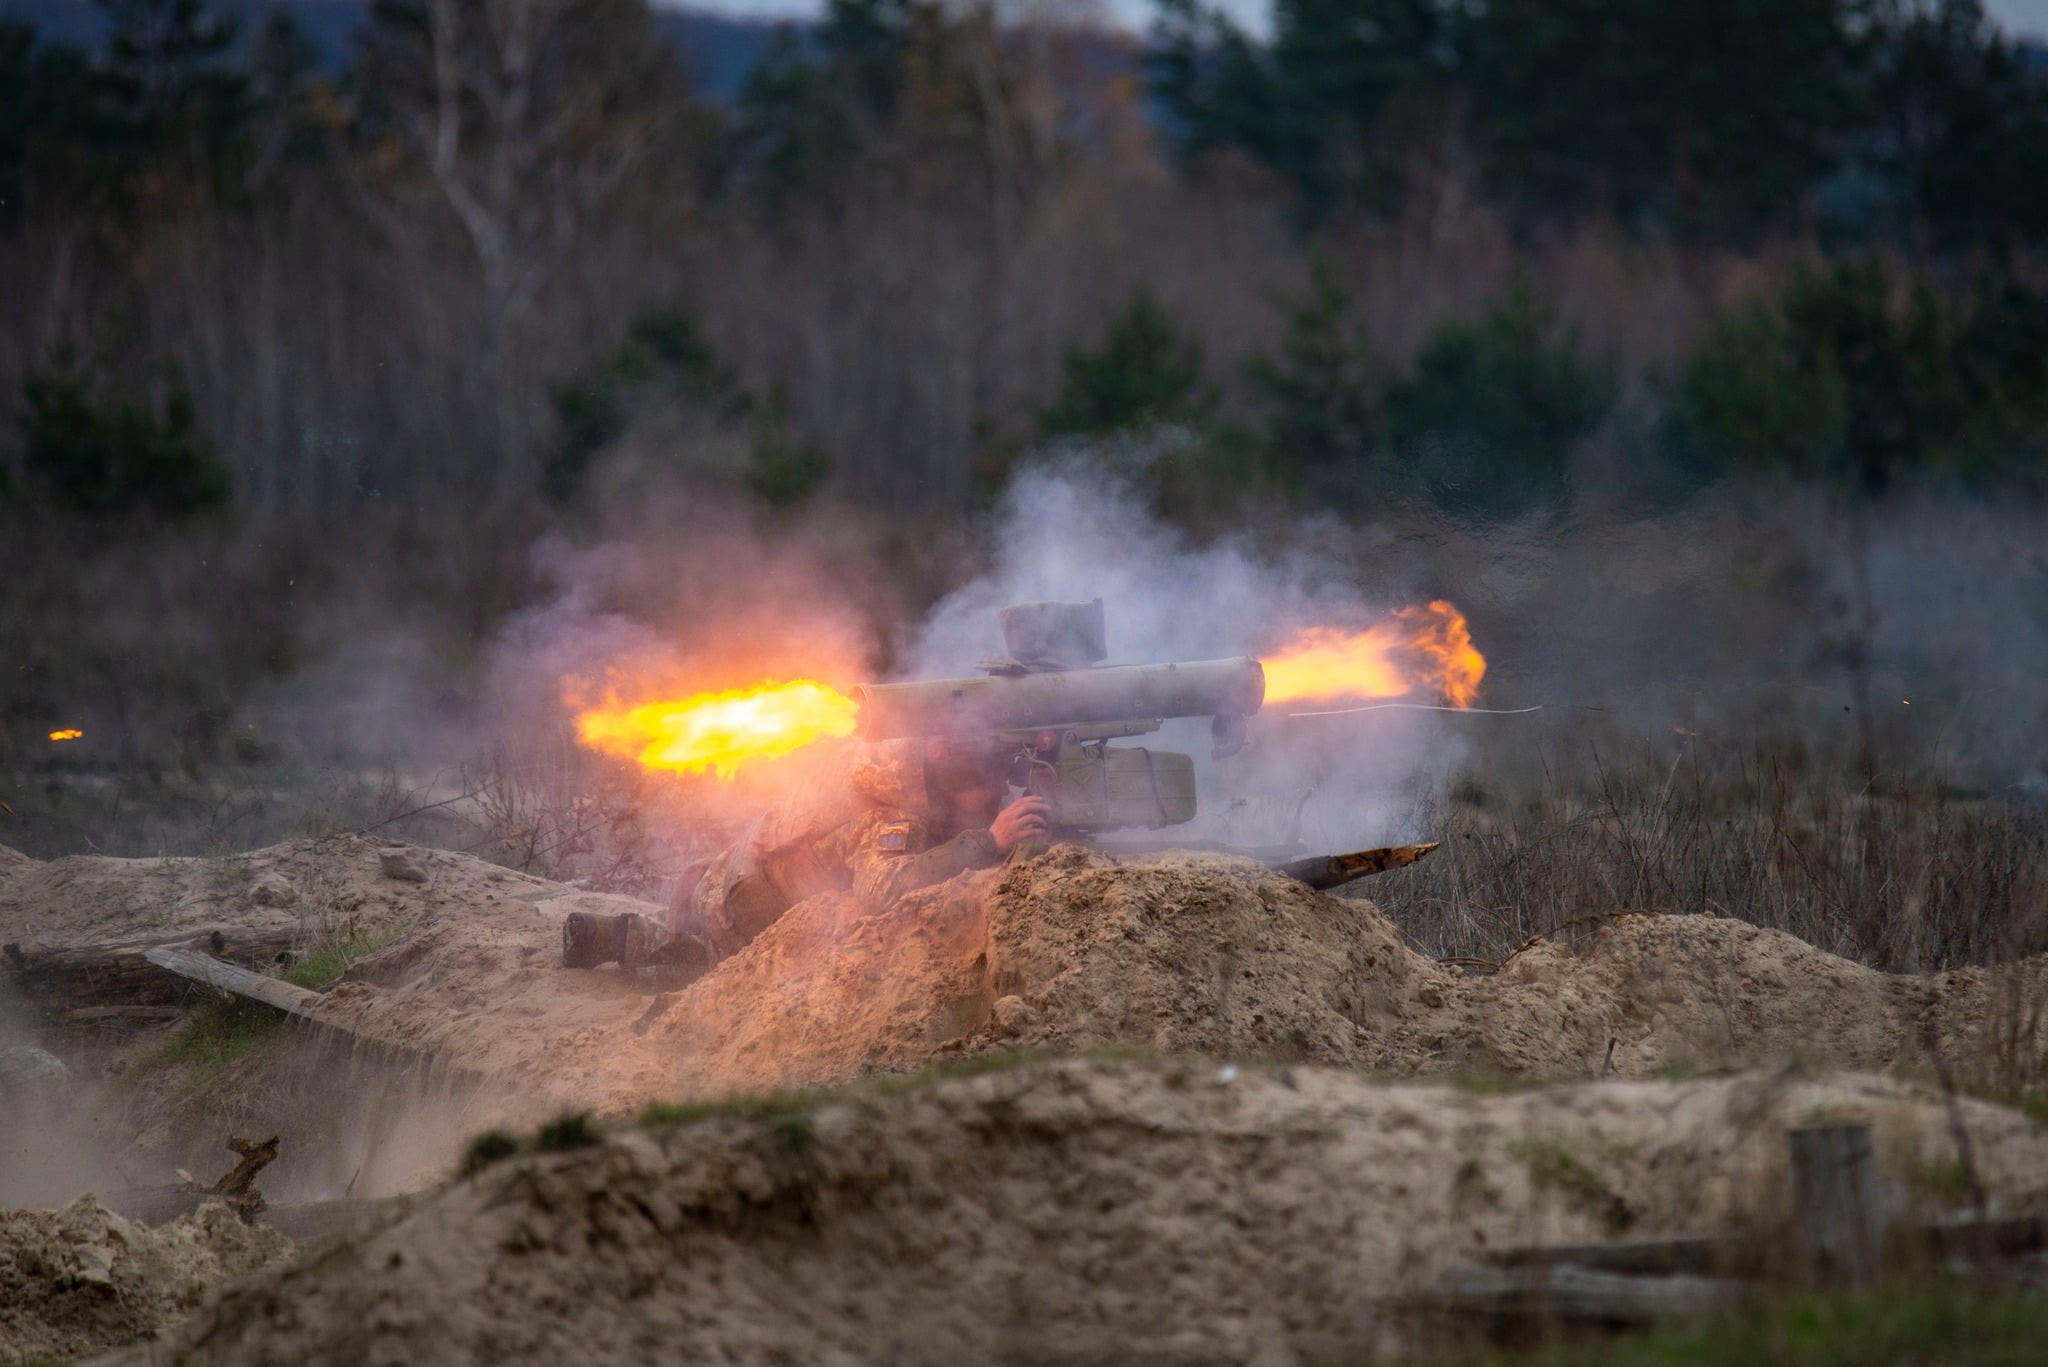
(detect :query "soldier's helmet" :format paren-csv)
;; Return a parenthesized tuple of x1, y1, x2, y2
(849, 738, 935, 815)
(850, 736, 1007, 815)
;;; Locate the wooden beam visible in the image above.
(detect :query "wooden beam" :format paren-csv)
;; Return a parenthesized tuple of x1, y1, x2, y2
(1427, 1263, 1742, 1325)
(1483, 1234, 1749, 1278)
(141, 945, 326, 1020)
(1790, 1123, 1881, 1282)
(3, 927, 299, 1021)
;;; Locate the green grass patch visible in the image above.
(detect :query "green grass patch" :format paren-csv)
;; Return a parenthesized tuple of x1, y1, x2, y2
(1447, 1068, 1546, 1096)
(461, 1129, 520, 1175)
(1653, 1057, 1718, 1083)
(768, 1111, 814, 1152)
(535, 1113, 599, 1152)
(1509, 1137, 1635, 1235)
(283, 923, 409, 990)
(1444, 1284, 2048, 1365)
(638, 1087, 819, 1129)
(140, 997, 280, 1092)
(1453, 1153, 1498, 1208)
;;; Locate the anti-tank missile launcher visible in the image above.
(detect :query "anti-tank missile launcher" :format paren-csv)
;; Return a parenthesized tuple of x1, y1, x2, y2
(562, 599, 1438, 971)
(854, 600, 1264, 834)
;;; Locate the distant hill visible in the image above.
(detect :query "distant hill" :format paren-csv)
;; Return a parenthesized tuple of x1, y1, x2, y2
(0, 0, 790, 102)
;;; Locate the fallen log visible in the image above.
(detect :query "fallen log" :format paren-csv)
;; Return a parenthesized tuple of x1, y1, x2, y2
(140, 945, 325, 1020)
(2, 927, 300, 1022)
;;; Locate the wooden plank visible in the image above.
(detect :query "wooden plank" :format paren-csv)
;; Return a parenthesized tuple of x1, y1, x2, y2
(4, 927, 299, 1017)
(1483, 1234, 1747, 1277)
(1429, 1263, 1743, 1324)
(142, 945, 326, 1020)
(1911, 1214, 2048, 1261)
(1790, 1123, 1881, 1282)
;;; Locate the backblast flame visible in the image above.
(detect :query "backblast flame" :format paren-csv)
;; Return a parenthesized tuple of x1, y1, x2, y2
(49, 729, 84, 742)
(573, 679, 859, 780)
(1262, 601, 1485, 708)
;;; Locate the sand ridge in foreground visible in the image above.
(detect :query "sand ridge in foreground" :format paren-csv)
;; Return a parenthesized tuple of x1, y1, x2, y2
(100, 1058, 2048, 1366)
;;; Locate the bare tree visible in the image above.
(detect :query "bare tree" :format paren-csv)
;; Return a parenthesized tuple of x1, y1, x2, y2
(352, 0, 713, 495)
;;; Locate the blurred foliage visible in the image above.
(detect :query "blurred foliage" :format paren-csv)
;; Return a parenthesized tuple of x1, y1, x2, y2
(726, 0, 911, 198)
(1150, 0, 1454, 217)
(1674, 300, 1849, 482)
(1463, 0, 1850, 241)
(2, 0, 2048, 527)
(1144, 422, 1298, 531)
(1049, 277, 1611, 522)
(1857, 0, 2048, 252)
(1152, 0, 2048, 249)
(0, 22, 93, 223)
(95, 0, 251, 170)
(16, 360, 230, 516)
(1674, 262, 2048, 489)
(1243, 257, 1375, 474)
(723, 0, 1025, 207)
(547, 311, 831, 507)
(547, 312, 725, 502)
(744, 387, 832, 507)
(1039, 290, 1215, 439)
(1381, 290, 1612, 514)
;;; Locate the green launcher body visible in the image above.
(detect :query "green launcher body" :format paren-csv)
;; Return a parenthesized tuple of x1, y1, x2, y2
(853, 653, 1267, 834)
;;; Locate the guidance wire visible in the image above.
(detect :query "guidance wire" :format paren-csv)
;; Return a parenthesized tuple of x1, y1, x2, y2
(1282, 702, 1548, 719)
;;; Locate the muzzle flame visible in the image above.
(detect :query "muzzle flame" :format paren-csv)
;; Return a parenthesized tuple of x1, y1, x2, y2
(48, 729, 84, 742)
(573, 680, 859, 780)
(573, 602, 1484, 777)
(1262, 601, 1485, 708)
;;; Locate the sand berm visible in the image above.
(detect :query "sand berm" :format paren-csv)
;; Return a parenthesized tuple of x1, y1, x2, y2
(0, 836, 2043, 1362)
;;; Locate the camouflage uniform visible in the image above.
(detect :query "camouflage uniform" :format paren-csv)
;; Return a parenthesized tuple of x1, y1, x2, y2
(679, 739, 1004, 960)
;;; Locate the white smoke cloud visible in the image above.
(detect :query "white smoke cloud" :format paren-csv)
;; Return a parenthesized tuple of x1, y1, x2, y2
(907, 463, 1464, 850)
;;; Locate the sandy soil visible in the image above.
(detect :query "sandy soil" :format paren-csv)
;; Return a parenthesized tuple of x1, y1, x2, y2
(1, 1195, 293, 1360)
(4, 835, 2045, 1362)
(101, 1057, 2048, 1366)
(6, 838, 2044, 1117)
(0, 833, 655, 956)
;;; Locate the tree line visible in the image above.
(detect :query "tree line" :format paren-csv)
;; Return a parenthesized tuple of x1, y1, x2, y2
(1156, 0, 2048, 253)
(2, 0, 2046, 525)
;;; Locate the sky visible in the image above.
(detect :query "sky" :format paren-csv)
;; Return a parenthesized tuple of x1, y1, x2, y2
(675, 0, 2048, 39)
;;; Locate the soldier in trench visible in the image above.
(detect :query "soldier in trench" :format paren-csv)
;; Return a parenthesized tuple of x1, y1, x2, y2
(561, 738, 1049, 973)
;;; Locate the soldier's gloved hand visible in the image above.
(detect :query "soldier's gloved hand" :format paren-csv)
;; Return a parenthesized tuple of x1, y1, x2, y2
(989, 796, 1052, 854)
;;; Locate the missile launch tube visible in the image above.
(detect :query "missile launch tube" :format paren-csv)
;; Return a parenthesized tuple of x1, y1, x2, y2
(853, 658, 1266, 740)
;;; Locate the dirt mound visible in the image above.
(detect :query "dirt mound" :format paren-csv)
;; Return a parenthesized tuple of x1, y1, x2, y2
(106, 1058, 2048, 1366)
(8, 840, 2042, 1122)
(620, 846, 2043, 1105)
(0, 836, 670, 1203)
(0, 834, 651, 954)
(974, 847, 2046, 1078)
(1, 1195, 294, 1360)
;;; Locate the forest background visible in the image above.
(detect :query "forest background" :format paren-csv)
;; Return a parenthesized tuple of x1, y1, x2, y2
(3, 0, 2047, 976)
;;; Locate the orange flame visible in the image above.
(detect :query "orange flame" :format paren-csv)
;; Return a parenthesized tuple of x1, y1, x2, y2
(1263, 601, 1485, 708)
(573, 679, 858, 779)
(48, 729, 84, 742)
